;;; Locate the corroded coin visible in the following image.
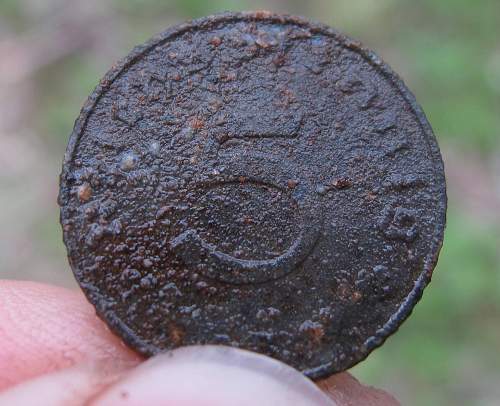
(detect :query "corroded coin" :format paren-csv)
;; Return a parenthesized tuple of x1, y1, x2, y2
(59, 12, 446, 378)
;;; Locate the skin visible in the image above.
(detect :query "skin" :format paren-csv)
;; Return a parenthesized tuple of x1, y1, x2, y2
(0, 280, 399, 405)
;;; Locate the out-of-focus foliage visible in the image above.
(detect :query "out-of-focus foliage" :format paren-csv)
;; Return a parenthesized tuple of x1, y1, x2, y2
(1, 1, 498, 405)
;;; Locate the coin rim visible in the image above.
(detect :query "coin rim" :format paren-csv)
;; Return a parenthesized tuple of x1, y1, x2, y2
(59, 11, 447, 379)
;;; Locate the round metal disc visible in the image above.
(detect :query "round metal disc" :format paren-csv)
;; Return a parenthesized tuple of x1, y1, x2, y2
(59, 12, 446, 379)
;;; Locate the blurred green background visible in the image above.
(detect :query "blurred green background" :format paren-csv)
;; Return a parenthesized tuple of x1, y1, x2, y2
(0, 1, 499, 404)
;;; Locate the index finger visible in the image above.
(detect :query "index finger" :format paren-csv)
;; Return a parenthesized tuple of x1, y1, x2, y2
(0, 280, 141, 390)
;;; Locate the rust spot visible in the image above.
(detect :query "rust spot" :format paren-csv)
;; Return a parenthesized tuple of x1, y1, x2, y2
(332, 178, 352, 189)
(256, 36, 272, 49)
(189, 117, 205, 130)
(337, 283, 351, 300)
(220, 71, 236, 81)
(169, 323, 186, 345)
(254, 10, 273, 18)
(273, 54, 286, 67)
(210, 36, 222, 47)
(352, 291, 362, 302)
(77, 183, 92, 202)
(300, 320, 325, 343)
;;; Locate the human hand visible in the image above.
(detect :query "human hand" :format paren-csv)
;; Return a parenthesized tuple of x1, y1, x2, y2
(0, 280, 399, 405)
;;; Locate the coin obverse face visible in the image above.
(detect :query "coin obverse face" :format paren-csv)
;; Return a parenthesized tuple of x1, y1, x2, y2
(59, 12, 446, 379)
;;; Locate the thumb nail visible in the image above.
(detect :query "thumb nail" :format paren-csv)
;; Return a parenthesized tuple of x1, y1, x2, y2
(91, 345, 335, 406)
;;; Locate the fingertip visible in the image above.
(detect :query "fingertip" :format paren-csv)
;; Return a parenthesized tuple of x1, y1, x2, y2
(92, 345, 335, 406)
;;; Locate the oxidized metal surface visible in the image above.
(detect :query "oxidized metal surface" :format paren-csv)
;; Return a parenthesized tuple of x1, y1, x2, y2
(59, 12, 446, 379)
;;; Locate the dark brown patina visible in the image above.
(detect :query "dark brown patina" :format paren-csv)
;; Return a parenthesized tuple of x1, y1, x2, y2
(59, 12, 446, 379)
